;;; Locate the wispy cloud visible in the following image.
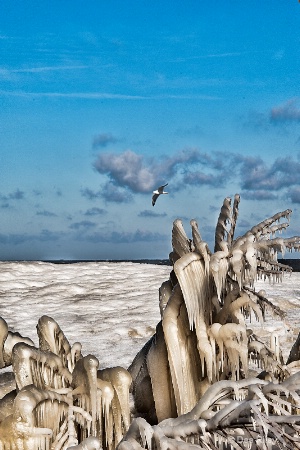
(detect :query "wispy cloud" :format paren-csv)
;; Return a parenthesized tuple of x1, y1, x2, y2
(38, 229, 63, 242)
(243, 99, 300, 132)
(238, 156, 300, 191)
(8, 65, 88, 73)
(288, 187, 300, 204)
(273, 49, 285, 60)
(197, 52, 246, 58)
(80, 229, 167, 244)
(84, 207, 107, 216)
(172, 51, 248, 63)
(0, 90, 149, 100)
(101, 182, 132, 203)
(36, 210, 57, 217)
(0, 66, 88, 81)
(81, 188, 102, 200)
(92, 133, 119, 149)
(174, 125, 204, 138)
(0, 90, 220, 101)
(241, 190, 278, 201)
(270, 98, 300, 123)
(138, 210, 167, 218)
(0, 229, 63, 245)
(81, 183, 132, 204)
(183, 171, 224, 187)
(9, 189, 25, 200)
(69, 220, 97, 230)
(0, 225, 167, 248)
(0, 189, 25, 202)
(242, 110, 270, 132)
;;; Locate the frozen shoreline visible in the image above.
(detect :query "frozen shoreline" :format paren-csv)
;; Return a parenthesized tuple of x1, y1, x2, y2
(1, 258, 299, 270)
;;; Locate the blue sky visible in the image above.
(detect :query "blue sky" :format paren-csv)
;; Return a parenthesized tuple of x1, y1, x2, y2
(1, 1, 300, 260)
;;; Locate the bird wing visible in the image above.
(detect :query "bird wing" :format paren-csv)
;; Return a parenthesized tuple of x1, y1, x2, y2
(158, 183, 168, 193)
(152, 193, 159, 206)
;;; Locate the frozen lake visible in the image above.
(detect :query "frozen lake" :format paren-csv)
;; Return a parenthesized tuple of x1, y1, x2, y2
(0, 260, 299, 368)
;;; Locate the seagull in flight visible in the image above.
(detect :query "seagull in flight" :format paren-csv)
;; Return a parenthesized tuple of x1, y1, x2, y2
(152, 183, 168, 206)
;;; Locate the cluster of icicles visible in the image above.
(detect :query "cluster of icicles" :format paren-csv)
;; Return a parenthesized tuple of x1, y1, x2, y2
(1, 195, 300, 449)
(0, 313, 132, 450)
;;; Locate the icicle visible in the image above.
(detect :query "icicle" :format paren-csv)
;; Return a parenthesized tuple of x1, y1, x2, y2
(208, 323, 222, 380)
(98, 366, 132, 445)
(70, 342, 82, 372)
(72, 355, 99, 438)
(244, 234, 257, 285)
(218, 323, 248, 380)
(270, 333, 281, 362)
(12, 342, 72, 391)
(195, 317, 214, 384)
(230, 247, 244, 289)
(210, 241, 229, 301)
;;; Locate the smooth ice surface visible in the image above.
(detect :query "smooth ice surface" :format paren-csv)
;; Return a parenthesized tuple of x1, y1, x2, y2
(0, 261, 299, 368)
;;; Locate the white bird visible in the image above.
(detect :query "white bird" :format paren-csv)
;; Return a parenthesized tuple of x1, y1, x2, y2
(152, 183, 168, 206)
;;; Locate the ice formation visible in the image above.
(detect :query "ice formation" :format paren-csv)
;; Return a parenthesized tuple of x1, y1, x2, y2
(0, 316, 131, 449)
(1, 194, 300, 449)
(126, 195, 300, 449)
